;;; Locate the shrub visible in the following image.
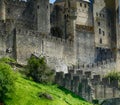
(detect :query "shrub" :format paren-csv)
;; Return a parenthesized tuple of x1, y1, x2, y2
(106, 71, 120, 81)
(0, 57, 16, 63)
(0, 62, 16, 103)
(27, 55, 55, 84)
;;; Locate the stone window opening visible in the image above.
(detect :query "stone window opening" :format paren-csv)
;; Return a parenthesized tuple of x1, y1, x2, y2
(37, 5, 40, 9)
(84, 4, 87, 8)
(99, 28, 101, 34)
(80, 3, 82, 7)
(103, 14, 105, 18)
(98, 22, 100, 26)
(7, 8, 10, 14)
(100, 38, 102, 44)
(103, 31, 105, 36)
(96, 13, 98, 16)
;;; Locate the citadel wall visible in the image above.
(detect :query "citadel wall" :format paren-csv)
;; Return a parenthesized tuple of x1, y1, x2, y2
(15, 28, 76, 73)
(76, 25, 95, 64)
(5, 0, 37, 31)
(55, 68, 120, 102)
(36, 0, 50, 34)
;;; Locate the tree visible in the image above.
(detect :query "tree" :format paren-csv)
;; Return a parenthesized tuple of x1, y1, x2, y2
(27, 55, 55, 84)
(0, 62, 16, 103)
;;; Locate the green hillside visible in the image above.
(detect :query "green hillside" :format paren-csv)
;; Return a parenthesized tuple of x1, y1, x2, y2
(5, 74, 93, 105)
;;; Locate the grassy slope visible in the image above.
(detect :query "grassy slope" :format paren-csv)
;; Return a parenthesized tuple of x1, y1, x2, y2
(5, 74, 93, 105)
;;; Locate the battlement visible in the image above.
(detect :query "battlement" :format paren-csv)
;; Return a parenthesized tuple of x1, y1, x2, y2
(6, 0, 27, 7)
(55, 70, 120, 101)
(68, 58, 116, 75)
(16, 28, 74, 45)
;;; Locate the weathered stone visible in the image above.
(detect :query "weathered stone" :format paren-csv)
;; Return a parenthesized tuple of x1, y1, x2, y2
(38, 92, 53, 100)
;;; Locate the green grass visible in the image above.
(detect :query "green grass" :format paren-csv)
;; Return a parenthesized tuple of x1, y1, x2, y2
(5, 74, 93, 105)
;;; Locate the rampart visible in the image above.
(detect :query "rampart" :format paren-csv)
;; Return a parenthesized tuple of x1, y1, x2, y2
(55, 69, 120, 102)
(68, 58, 116, 76)
(15, 28, 76, 73)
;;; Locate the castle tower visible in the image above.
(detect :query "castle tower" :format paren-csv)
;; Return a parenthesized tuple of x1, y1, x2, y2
(93, 0, 114, 61)
(36, 0, 50, 34)
(0, 0, 6, 22)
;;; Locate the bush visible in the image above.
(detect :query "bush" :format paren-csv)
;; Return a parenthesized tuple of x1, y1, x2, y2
(0, 62, 16, 102)
(27, 55, 55, 84)
(106, 71, 120, 81)
(0, 57, 16, 63)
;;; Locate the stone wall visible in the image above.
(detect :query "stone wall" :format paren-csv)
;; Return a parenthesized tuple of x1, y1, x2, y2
(76, 0, 93, 26)
(68, 58, 116, 76)
(55, 68, 120, 102)
(36, 0, 50, 34)
(15, 28, 76, 73)
(76, 30, 95, 64)
(0, 24, 6, 58)
(93, 0, 112, 48)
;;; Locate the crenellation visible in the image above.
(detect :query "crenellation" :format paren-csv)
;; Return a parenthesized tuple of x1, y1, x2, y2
(55, 70, 120, 101)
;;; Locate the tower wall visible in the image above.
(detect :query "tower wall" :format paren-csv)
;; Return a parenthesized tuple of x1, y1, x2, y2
(36, 0, 50, 34)
(93, 0, 112, 49)
(0, 0, 6, 21)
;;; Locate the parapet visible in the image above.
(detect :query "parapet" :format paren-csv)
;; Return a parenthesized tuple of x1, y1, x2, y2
(68, 58, 116, 71)
(15, 28, 74, 46)
(6, 0, 27, 7)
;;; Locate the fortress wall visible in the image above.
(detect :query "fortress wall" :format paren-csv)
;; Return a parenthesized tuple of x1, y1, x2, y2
(55, 70, 120, 101)
(6, 1, 26, 20)
(93, 0, 112, 48)
(68, 58, 116, 76)
(5, 0, 36, 31)
(16, 29, 42, 64)
(76, 30, 95, 64)
(16, 29, 76, 72)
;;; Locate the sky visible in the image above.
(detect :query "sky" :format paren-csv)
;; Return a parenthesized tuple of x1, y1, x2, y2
(50, 0, 55, 3)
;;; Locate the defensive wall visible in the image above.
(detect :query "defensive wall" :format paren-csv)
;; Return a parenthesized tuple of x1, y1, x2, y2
(68, 58, 116, 76)
(55, 66, 120, 102)
(15, 28, 76, 73)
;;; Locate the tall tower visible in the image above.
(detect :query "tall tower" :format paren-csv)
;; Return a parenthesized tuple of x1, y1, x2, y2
(36, 0, 50, 34)
(0, 0, 6, 22)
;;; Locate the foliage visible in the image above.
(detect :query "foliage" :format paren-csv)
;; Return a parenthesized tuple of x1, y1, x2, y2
(5, 75, 93, 105)
(27, 55, 55, 84)
(106, 71, 120, 81)
(0, 62, 16, 102)
(0, 57, 16, 63)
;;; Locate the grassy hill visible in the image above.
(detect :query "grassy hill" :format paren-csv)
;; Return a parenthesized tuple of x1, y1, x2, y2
(5, 74, 93, 105)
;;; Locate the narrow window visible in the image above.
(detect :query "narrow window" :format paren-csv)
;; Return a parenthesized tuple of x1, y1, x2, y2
(37, 5, 40, 9)
(103, 31, 105, 36)
(7, 8, 10, 14)
(103, 14, 104, 18)
(99, 28, 101, 34)
(98, 22, 100, 26)
(96, 13, 98, 16)
(80, 3, 82, 7)
(100, 38, 102, 44)
(84, 4, 87, 8)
